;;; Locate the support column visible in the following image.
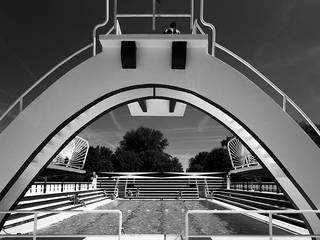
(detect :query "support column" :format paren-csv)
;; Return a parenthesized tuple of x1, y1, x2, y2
(226, 173, 231, 190)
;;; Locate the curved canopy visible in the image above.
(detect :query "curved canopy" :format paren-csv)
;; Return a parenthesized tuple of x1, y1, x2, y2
(0, 35, 320, 232)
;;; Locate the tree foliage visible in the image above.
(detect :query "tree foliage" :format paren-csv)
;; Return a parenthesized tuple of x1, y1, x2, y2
(84, 146, 114, 173)
(83, 127, 183, 173)
(119, 127, 168, 153)
(187, 137, 233, 172)
(114, 127, 183, 172)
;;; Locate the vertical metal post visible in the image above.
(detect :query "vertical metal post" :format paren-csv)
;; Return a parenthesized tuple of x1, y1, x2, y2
(282, 95, 287, 112)
(118, 211, 122, 240)
(152, 0, 156, 30)
(114, 0, 118, 31)
(190, 0, 194, 30)
(19, 98, 23, 113)
(226, 173, 231, 190)
(269, 212, 273, 240)
(33, 212, 38, 240)
(185, 212, 189, 240)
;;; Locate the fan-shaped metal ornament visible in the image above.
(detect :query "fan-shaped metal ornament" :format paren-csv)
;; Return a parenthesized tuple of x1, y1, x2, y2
(51, 136, 89, 170)
(227, 137, 259, 169)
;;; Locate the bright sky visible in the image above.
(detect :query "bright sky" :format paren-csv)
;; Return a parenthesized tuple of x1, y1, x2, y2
(79, 105, 232, 170)
(1, 0, 320, 169)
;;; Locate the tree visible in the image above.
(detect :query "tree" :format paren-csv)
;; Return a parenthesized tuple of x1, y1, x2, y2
(220, 136, 234, 148)
(186, 152, 208, 172)
(84, 146, 113, 173)
(187, 137, 233, 172)
(204, 148, 232, 172)
(113, 127, 183, 172)
(119, 127, 168, 153)
(112, 150, 142, 172)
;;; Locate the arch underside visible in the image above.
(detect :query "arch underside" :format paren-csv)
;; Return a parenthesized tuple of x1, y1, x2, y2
(0, 35, 319, 232)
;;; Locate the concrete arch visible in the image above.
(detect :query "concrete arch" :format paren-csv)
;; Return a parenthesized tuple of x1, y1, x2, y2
(0, 35, 320, 232)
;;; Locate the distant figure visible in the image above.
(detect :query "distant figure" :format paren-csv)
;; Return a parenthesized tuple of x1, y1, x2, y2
(103, 190, 108, 198)
(127, 190, 133, 200)
(70, 193, 86, 207)
(136, 188, 140, 198)
(178, 191, 182, 200)
(110, 193, 116, 200)
(210, 191, 214, 199)
(164, 22, 180, 34)
(91, 172, 98, 189)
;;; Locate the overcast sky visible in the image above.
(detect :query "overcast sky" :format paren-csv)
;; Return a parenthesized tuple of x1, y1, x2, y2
(1, 0, 320, 169)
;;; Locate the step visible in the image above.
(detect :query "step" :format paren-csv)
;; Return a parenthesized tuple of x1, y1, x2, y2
(213, 190, 292, 208)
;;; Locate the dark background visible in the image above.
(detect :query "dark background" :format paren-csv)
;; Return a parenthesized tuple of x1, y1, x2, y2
(1, 0, 320, 121)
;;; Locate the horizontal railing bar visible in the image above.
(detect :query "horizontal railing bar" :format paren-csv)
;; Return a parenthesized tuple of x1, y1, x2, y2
(286, 96, 320, 136)
(215, 42, 320, 137)
(187, 235, 320, 238)
(117, 14, 191, 18)
(0, 43, 93, 123)
(187, 209, 320, 214)
(215, 43, 285, 98)
(0, 234, 121, 238)
(0, 210, 121, 214)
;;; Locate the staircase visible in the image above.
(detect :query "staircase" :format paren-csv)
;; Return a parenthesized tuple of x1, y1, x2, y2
(124, 178, 199, 199)
(96, 177, 119, 197)
(211, 189, 306, 228)
(3, 189, 107, 230)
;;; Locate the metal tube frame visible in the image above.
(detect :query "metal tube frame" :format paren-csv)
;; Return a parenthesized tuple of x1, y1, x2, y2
(199, 0, 216, 56)
(1, 0, 319, 147)
(93, 0, 110, 56)
(0, 43, 93, 123)
(185, 209, 320, 240)
(117, 14, 191, 18)
(215, 42, 320, 137)
(0, 210, 122, 240)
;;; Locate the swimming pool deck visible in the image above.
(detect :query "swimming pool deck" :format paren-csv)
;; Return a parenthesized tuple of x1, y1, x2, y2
(2, 198, 312, 239)
(83, 235, 312, 240)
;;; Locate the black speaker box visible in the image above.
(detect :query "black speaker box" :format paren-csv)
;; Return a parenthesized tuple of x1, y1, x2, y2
(172, 41, 187, 69)
(121, 41, 136, 69)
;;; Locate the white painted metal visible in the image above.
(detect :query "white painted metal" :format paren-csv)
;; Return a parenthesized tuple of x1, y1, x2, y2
(186, 209, 320, 240)
(50, 136, 89, 170)
(93, 0, 109, 56)
(215, 43, 320, 137)
(0, 209, 122, 240)
(227, 137, 258, 169)
(0, 43, 93, 124)
(1, 35, 320, 232)
(192, 19, 205, 35)
(200, 0, 216, 55)
(128, 99, 186, 116)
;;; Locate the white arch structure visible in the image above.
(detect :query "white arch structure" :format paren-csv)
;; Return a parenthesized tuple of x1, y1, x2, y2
(0, 34, 320, 233)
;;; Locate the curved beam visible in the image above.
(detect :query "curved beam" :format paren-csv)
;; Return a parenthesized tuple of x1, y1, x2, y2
(0, 35, 319, 233)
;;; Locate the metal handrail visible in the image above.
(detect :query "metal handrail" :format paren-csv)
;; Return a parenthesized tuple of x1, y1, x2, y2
(0, 209, 122, 240)
(185, 209, 320, 240)
(215, 43, 320, 136)
(0, 43, 93, 124)
(200, 0, 216, 56)
(215, 42, 320, 137)
(93, 0, 109, 56)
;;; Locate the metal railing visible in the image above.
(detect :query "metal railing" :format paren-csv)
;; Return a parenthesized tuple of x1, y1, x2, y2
(0, 209, 122, 240)
(25, 181, 94, 196)
(215, 43, 320, 137)
(1, 0, 319, 145)
(0, 43, 93, 130)
(185, 209, 320, 240)
(113, 0, 195, 31)
(230, 181, 281, 193)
